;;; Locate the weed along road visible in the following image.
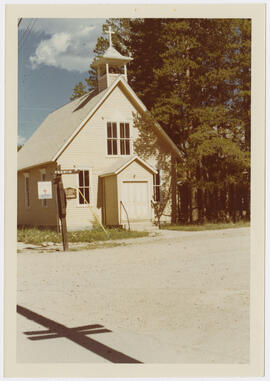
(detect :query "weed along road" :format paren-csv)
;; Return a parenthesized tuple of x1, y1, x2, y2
(17, 228, 250, 363)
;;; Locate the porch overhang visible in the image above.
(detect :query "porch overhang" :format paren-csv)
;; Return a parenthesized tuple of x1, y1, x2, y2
(100, 155, 158, 178)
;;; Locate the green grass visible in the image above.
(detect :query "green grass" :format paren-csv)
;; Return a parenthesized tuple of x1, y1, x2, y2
(17, 227, 149, 245)
(161, 221, 250, 232)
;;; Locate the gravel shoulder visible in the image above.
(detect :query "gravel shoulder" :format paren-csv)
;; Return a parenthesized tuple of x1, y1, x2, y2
(17, 227, 250, 363)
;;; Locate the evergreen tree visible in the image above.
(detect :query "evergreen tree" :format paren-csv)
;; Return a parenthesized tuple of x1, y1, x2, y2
(127, 18, 165, 108)
(70, 81, 87, 100)
(132, 19, 251, 222)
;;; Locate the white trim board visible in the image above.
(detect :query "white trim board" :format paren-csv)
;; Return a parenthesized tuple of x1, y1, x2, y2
(100, 155, 158, 177)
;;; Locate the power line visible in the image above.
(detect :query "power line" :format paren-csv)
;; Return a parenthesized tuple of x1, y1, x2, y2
(19, 19, 36, 50)
(19, 19, 32, 47)
(19, 19, 34, 48)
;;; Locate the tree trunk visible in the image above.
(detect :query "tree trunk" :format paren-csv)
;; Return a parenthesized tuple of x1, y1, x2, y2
(191, 186, 198, 222)
(197, 188, 204, 222)
(171, 155, 177, 224)
(179, 183, 189, 223)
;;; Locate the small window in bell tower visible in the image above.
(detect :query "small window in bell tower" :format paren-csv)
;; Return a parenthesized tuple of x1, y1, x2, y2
(109, 65, 123, 74)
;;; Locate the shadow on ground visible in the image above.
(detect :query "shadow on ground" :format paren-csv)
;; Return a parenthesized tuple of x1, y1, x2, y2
(17, 305, 142, 364)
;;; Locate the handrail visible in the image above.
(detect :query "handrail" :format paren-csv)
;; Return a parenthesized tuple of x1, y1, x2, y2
(120, 201, 130, 231)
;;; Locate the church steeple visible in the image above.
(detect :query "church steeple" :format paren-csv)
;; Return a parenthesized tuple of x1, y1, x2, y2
(93, 27, 133, 92)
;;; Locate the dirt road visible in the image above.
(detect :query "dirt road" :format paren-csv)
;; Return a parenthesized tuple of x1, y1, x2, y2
(17, 227, 250, 363)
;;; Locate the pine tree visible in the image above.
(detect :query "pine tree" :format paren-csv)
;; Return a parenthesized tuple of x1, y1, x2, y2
(132, 19, 251, 222)
(70, 81, 87, 100)
(127, 18, 165, 108)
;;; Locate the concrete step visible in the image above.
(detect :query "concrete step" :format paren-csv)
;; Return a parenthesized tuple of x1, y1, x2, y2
(122, 221, 159, 232)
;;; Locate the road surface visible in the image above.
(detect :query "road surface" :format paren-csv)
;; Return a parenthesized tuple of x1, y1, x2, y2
(17, 227, 250, 363)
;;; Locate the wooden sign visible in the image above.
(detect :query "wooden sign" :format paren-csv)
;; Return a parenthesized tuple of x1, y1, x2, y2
(65, 187, 77, 199)
(38, 181, 52, 199)
(55, 169, 80, 175)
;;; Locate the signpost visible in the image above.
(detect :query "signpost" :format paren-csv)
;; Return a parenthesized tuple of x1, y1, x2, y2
(53, 172, 70, 251)
(52, 169, 79, 251)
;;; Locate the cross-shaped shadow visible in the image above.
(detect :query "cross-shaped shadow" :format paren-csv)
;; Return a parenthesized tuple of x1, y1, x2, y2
(24, 323, 111, 340)
(17, 305, 142, 363)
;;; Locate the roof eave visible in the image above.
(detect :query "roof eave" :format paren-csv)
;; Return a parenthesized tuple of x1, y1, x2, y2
(99, 172, 115, 178)
(52, 76, 124, 162)
(100, 156, 158, 177)
(118, 79, 183, 160)
(92, 57, 133, 67)
(17, 161, 55, 173)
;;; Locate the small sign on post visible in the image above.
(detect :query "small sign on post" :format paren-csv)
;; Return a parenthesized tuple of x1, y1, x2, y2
(65, 187, 77, 199)
(38, 181, 52, 199)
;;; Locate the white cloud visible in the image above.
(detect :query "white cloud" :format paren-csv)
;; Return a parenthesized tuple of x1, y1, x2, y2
(27, 19, 105, 72)
(18, 136, 26, 146)
(21, 18, 104, 37)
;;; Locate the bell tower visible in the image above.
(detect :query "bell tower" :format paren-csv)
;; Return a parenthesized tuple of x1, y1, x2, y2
(93, 26, 133, 92)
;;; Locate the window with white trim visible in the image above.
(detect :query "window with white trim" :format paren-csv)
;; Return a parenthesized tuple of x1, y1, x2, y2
(107, 122, 118, 155)
(107, 121, 131, 156)
(153, 170, 161, 202)
(78, 170, 90, 204)
(24, 173, 30, 208)
(40, 170, 47, 207)
(120, 122, 130, 155)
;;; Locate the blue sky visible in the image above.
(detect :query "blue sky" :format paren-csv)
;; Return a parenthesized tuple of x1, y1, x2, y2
(18, 18, 106, 145)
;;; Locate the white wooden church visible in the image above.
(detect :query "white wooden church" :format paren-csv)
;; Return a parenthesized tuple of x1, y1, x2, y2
(17, 28, 181, 230)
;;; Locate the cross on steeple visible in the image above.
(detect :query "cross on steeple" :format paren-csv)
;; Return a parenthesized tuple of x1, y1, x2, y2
(105, 26, 115, 48)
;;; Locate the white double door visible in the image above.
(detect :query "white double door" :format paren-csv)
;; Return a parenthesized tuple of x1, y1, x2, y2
(121, 181, 151, 221)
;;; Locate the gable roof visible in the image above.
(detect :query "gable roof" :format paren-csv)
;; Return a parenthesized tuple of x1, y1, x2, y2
(100, 155, 158, 177)
(18, 76, 182, 171)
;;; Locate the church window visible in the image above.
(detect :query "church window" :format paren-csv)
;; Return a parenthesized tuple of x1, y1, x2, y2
(153, 170, 161, 202)
(120, 123, 130, 155)
(107, 122, 118, 155)
(40, 169, 47, 207)
(24, 173, 30, 208)
(107, 122, 131, 156)
(78, 170, 90, 205)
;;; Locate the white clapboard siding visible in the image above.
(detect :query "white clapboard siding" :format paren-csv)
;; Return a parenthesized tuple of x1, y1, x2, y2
(57, 85, 144, 229)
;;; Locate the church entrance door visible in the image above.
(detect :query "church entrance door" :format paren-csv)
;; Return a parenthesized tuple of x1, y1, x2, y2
(121, 181, 151, 221)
